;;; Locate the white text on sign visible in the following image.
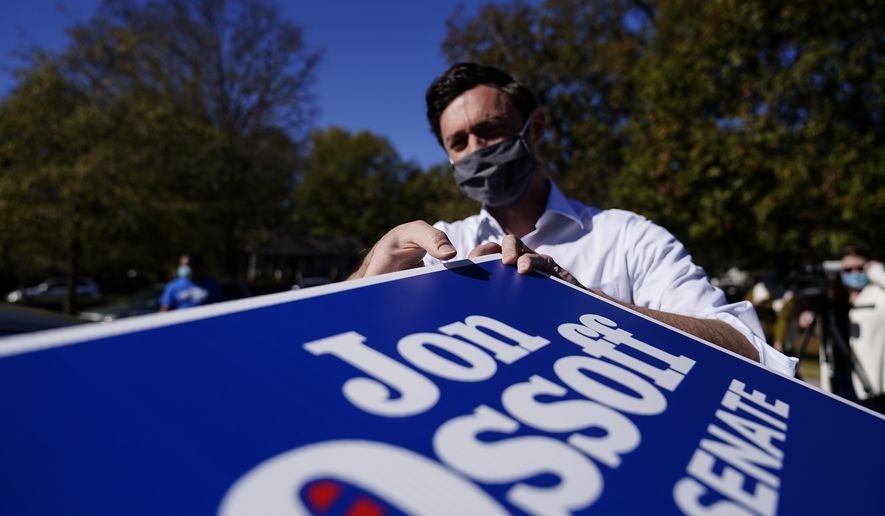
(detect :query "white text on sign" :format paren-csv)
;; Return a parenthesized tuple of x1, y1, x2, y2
(221, 313, 698, 515)
(674, 379, 791, 516)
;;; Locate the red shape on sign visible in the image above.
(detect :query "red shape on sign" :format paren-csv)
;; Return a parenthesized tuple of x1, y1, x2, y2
(346, 496, 385, 516)
(305, 480, 342, 512)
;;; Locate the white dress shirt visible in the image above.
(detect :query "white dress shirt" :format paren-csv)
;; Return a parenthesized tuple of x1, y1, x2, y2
(425, 181, 798, 376)
(848, 261, 885, 399)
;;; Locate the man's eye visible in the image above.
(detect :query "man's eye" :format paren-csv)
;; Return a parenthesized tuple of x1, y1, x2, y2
(478, 126, 508, 141)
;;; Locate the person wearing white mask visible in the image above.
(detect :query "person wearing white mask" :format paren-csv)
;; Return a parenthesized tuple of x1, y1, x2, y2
(840, 245, 885, 412)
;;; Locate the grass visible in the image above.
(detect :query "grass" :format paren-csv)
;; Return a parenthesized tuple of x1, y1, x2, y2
(791, 334, 821, 387)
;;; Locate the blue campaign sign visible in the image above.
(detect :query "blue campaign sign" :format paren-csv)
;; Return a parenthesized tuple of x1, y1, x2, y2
(0, 256, 882, 515)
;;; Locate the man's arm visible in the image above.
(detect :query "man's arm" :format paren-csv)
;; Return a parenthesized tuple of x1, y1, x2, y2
(612, 300, 759, 361)
(475, 236, 761, 362)
(351, 225, 761, 363)
(349, 221, 457, 279)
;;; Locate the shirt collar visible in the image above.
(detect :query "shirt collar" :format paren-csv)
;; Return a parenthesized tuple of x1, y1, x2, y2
(476, 180, 585, 234)
(543, 180, 585, 229)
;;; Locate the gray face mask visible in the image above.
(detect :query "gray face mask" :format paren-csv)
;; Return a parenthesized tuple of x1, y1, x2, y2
(451, 117, 539, 208)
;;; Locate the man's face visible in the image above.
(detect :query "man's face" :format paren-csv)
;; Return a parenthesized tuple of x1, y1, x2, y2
(841, 254, 867, 274)
(439, 84, 526, 163)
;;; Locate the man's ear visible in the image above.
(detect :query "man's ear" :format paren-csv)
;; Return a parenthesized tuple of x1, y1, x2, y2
(529, 109, 545, 146)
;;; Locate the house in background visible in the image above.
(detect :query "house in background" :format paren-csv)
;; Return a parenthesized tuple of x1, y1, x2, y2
(243, 233, 364, 290)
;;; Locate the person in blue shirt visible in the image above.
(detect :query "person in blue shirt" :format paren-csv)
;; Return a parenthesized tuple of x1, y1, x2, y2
(159, 254, 222, 311)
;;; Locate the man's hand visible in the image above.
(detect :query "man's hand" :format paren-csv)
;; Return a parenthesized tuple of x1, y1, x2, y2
(349, 221, 457, 279)
(471, 235, 761, 363)
(469, 235, 586, 289)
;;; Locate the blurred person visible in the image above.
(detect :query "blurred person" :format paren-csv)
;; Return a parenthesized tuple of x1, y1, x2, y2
(840, 245, 885, 412)
(349, 62, 796, 376)
(771, 289, 794, 353)
(789, 265, 857, 397)
(159, 254, 222, 311)
(775, 267, 853, 393)
(745, 271, 782, 346)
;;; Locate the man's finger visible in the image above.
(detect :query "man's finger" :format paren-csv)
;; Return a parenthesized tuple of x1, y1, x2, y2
(515, 253, 585, 289)
(359, 221, 457, 278)
(468, 242, 502, 258)
(516, 253, 553, 274)
(501, 235, 533, 265)
(398, 220, 457, 260)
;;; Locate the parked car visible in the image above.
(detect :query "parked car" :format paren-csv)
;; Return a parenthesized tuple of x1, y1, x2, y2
(78, 285, 165, 322)
(0, 303, 87, 338)
(79, 282, 254, 322)
(6, 277, 102, 306)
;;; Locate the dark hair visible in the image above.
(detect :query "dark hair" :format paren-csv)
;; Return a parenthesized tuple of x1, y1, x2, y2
(425, 62, 538, 147)
(841, 245, 870, 260)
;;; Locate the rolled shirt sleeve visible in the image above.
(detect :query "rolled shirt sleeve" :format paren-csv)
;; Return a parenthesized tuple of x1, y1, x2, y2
(625, 215, 798, 376)
(706, 308, 799, 376)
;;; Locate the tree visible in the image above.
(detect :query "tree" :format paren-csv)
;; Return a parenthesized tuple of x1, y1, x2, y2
(400, 164, 479, 225)
(0, 65, 94, 312)
(289, 126, 480, 272)
(0, 57, 228, 310)
(0, 0, 319, 310)
(442, 0, 653, 207)
(441, 0, 885, 270)
(85, 0, 320, 275)
(292, 127, 419, 245)
(614, 0, 885, 268)
(291, 127, 479, 250)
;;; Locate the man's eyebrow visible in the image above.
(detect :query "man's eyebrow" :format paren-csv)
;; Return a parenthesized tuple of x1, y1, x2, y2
(472, 118, 508, 131)
(445, 115, 512, 145)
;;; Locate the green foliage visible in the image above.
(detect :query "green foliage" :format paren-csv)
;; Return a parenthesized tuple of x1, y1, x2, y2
(443, 0, 653, 207)
(0, 0, 318, 308)
(4, 0, 881, 303)
(292, 128, 478, 246)
(614, 0, 885, 268)
(401, 164, 480, 224)
(442, 0, 884, 269)
(292, 127, 410, 244)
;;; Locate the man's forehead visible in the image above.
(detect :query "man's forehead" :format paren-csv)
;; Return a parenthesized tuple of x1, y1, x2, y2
(440, 85, 520, 132)
(842, 254, 866, 265)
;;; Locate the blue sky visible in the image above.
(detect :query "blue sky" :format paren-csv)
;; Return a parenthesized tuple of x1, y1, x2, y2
(0, 0, 518, 169)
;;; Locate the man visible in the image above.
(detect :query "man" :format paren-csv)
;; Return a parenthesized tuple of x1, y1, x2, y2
(840, 246, 885, 412)
(350, 63, 796, 376)
(159, 254, 222, 311)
